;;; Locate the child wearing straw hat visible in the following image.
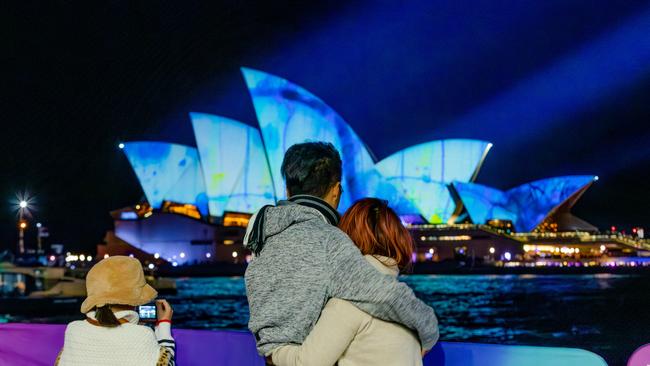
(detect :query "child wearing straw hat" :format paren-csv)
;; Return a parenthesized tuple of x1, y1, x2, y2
(55, 256, 176, 365)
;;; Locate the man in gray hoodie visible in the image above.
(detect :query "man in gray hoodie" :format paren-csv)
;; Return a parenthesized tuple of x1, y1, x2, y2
(244, 142, 439, 360)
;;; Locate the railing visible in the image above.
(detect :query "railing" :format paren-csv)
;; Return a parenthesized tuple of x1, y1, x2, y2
(0, 323, 608, 366)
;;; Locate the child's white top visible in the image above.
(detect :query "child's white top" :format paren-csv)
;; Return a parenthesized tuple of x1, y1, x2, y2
(56, 310, 175, 366)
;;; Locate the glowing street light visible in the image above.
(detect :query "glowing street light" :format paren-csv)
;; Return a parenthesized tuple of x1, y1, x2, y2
(118, 143, 125, 149)
(16, 196, 32, 255)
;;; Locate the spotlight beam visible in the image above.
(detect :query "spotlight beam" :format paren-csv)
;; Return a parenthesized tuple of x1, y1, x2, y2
(436, 7, 650, 145)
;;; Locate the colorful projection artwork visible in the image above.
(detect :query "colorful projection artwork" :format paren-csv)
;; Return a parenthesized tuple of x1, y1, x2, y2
(190, 113, 276, 216)
(241, 67, 375, 210)
(122, 142, 208, 215)
(122, 69, 597, 228)
(374, 139, 492, 223)
(449, 183, 517, 226)
(453, 175, 597, 232)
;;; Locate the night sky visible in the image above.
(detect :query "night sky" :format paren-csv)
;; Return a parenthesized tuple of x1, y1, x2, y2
(4, 1, 650, 253)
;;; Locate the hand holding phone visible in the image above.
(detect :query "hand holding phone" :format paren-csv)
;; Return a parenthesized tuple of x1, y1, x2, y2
(156, 299, 173, 322)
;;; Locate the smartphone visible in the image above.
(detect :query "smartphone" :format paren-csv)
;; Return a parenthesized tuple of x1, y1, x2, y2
(138, 304, 157, 321)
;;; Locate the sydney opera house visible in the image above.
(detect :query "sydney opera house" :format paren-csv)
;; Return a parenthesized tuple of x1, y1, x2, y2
(101, 68, 648, 268)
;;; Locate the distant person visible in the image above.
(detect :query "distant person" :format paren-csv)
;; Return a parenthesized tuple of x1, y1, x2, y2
(272, 198, 424, 366)
(244, 142, 439, 364)
(55, 256, 176, 366)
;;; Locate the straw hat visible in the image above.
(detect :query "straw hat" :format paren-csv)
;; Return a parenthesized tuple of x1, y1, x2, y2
(80, 256, 157, 313)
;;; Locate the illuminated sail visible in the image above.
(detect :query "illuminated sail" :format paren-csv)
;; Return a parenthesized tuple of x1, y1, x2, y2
(122, 142, 208, 215)
(241, 67, 375, 210)
(374, 139, 492, 223)
(453, 175, 597, 231)
(190, 113, 276, 216)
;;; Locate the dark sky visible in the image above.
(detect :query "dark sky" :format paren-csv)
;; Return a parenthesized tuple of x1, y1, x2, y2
(4, 0, 650, 252)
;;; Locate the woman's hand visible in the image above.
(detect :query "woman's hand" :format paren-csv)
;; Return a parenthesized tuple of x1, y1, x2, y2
(156, 299, 173, 322)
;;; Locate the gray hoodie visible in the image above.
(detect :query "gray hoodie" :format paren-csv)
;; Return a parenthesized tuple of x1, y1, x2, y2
(244, 199, 439, 356)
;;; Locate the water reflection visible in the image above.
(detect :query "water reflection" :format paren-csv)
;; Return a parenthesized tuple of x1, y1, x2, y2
(2, 274, 646, 365)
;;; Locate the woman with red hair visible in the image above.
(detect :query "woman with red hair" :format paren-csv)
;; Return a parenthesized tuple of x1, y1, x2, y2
(272, 198, 425, 366)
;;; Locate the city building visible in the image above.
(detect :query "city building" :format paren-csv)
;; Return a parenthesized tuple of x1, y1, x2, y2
(108, 68, 649, 267)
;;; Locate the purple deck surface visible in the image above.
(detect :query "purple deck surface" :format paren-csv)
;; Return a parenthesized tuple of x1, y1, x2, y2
(0, 323, 607, 366)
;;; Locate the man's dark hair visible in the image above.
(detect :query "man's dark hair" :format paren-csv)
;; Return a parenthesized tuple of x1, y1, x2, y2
(281, 142, 342, 198)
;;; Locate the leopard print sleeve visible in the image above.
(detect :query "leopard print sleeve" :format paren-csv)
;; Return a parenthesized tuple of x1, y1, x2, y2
(156, 340, 176, 366)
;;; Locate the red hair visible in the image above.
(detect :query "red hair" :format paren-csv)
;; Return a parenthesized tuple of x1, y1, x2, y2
(339, 198, 414, 271)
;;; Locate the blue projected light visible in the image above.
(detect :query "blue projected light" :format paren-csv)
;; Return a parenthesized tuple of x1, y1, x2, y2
(374, 139, 492, 223)
(122, 142, 208, 215)
(453, 175, 596, 232)
(241, 67, 375, 210)
(190, 113, 276, 216)
(449, 183, 517, 226)
(436, 7, 650, 145)
(121, 67, 599, 231)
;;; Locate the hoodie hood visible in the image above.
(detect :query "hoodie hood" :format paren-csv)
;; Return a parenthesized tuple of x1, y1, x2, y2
(244, 196, 340, 255)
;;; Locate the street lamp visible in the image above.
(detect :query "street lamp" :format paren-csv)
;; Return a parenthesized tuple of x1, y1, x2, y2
(36, 222, 46, 253)
(18, 201, 29, 254)
(16, 195, 34, 255)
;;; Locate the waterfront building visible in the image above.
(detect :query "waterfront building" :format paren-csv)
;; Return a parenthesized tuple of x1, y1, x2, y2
(107, 68, 649, 267)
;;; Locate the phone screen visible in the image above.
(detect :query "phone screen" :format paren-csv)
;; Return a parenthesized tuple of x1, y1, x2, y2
(138, 304, 157, 320)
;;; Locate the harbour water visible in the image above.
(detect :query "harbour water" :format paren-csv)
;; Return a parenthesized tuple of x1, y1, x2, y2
(3, 274, 647, 365)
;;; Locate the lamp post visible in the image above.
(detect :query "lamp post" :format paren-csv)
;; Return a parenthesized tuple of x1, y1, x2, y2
(36, 222, 43, 253)
(18, 200, 28, 254)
